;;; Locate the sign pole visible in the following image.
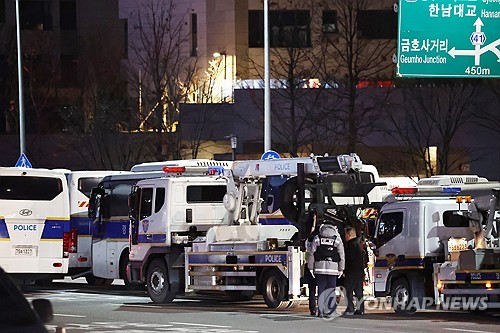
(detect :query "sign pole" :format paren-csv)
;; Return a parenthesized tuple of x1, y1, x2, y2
(264, 0, 271, 152)
(15, 0, 26, 155)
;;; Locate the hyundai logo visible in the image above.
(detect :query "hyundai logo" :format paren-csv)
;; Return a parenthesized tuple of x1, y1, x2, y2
(19, 209, 33, 217)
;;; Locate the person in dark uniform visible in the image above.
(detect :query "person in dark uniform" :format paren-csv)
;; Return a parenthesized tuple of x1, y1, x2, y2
(304, 210, 319, 316)
(343, 227, 365, 315)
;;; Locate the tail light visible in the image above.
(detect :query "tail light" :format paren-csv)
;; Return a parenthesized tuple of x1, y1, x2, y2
(63, 228, 78, 257)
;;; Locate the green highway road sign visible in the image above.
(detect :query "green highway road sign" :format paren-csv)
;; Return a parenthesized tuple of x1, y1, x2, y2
(397, 0, 500, 78)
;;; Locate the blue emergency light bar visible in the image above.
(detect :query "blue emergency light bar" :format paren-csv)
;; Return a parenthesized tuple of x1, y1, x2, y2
(393, 186, 462, 196)
(441, 187, 462, 194)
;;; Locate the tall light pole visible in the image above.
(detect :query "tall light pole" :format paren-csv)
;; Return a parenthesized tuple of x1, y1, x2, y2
(15, 0, 26, 155)
(263, 0, 271, 152)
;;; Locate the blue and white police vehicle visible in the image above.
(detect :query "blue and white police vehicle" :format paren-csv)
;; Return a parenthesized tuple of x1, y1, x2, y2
(0, 167, 70, 282)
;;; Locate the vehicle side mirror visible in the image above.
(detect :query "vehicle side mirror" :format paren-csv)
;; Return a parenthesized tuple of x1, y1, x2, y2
(88, 187, 105, 219)
(129, 190, 139, 245)
(32, 299, 53, 323)
(100, 194, 111, 219)
(129, 191, 139, 220)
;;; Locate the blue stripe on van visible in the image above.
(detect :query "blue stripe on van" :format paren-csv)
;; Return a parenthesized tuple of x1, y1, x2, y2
(103, 220, 129, 240)
(92, 218, 129, 241)
(0, 219, 9, 239)
(70, 216, 93, 236)
(41, 219, 69, 240)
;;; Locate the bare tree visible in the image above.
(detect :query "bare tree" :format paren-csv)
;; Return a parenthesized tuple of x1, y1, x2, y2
(58, 85, 153, 170)
(182, 57, 225, 159)
(243, 0, 328, 157)
(129, 0, 199, 160)
(22, 33, 60, 134)
(0, 25, 18, 134)
(57, 34, 154, 170)
(476, 79, 500, 133)
(384, 82, 481, 177)
(315, 0, 396, 152)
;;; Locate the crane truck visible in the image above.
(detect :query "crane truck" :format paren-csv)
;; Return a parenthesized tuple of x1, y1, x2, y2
(435, 187, 500, 309)
(127, 154, 384, 307)
(373, 175, 500, 313)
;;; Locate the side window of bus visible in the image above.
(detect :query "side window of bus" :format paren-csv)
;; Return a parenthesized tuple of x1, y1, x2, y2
(375, 212, 403, 248)
(78, 177, 102, 198)
(139, 188, 153, 220)
(155, 188, 166, 213)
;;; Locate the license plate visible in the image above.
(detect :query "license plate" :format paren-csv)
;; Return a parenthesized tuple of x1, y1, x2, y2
(13, 246, 36, 256)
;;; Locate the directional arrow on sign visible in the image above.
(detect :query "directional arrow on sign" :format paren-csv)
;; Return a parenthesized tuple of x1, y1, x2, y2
(448, 42, 500, 61)
(447, 18, 500, 65)
(473, 18, 483, 65)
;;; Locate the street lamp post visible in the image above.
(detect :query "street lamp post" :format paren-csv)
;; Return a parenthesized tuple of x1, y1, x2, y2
(225, 134, 237, 161)
(15, 0, 26, 155)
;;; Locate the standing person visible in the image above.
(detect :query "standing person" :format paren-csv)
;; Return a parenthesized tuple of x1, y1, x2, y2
(305, 211, 318, 316)
(343, 227, 365, 316)
(308, 223, 345, 318)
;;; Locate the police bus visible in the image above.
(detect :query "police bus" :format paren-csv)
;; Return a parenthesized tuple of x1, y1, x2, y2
(0, 167, 70, 283)
(66, 171, 125, 279)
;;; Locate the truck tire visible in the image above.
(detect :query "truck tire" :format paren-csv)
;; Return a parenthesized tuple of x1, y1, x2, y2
(261, 269, 287, 308)
(391, 277, 417, 314)
(147, 259, 175, 303)
(120, 251, 144, 291)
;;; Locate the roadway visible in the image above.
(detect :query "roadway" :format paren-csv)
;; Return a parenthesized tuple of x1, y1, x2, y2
(23, 279, 500, 333)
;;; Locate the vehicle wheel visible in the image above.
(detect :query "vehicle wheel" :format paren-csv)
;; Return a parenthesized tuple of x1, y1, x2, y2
(85, 275, 113, 286)
(391, 278, 416, 314)
(261, 269, 287, 308)
(226, 291, 255, 302)
(120, 251, 144, 291)
(147, 259, 175, 303)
